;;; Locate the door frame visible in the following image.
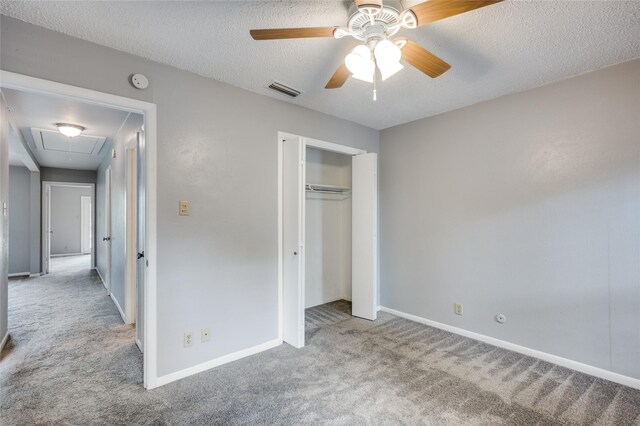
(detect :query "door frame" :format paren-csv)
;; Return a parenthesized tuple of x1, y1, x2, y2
(2, 70, 159, 389)
(277, 131, 374, 345)
(42, 181, 95, 272)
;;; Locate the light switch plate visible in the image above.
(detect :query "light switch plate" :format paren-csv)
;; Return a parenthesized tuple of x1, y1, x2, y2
(179, 200, 189, 216)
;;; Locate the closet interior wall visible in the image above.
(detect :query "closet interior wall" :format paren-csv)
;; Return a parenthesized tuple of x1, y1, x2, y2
(305, 147, 352, 308)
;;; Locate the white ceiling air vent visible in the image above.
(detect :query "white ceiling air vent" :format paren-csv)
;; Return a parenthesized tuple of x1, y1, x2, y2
(268, 81, 302, 98)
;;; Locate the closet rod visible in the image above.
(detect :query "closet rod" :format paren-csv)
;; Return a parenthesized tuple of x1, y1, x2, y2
(305, 183, 351, 194)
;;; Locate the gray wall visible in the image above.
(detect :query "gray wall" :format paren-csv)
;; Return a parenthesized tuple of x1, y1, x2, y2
(50, 185, 92, 255)
(41, 167, 96, 184)
(1, 96, 10, 342)
(96, 113, 143, 311)
(379, 59, 640, 380)
(0, 16, 379, 377)
(8, 166, 30, 273)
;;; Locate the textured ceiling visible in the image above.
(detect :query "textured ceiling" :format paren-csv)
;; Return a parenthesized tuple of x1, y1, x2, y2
(2, 88, 130, 170)
(2, 1, 640, 130)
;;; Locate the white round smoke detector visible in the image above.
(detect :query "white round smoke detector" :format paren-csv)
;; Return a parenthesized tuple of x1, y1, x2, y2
(495, 314, 507, 324)
(131, 73, 149, 90)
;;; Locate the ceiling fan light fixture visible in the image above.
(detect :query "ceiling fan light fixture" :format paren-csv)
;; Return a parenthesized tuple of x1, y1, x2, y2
(345, 45, 373, 75)
(56, 123, 85, 138)
(352, 67, 375, 83)
(374, 39, 401, 66)
(378, 61, 404, 81)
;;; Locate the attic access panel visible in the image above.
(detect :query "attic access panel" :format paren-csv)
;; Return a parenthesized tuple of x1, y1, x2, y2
(31, 127, 106, 155)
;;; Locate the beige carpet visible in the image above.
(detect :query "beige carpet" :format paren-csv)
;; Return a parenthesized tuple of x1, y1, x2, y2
(1, 256, 639, 425)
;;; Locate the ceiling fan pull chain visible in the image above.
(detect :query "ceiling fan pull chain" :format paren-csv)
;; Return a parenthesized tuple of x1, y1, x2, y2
(373, 69, 378, 101)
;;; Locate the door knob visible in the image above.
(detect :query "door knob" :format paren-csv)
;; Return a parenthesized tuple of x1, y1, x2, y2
(103, 237, 111, 241)
(137, 251, 144, 260)
(293, 251, 298, 256)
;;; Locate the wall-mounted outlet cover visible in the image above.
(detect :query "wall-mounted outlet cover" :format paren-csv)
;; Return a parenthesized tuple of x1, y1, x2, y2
(201, 327, 211, 343)
(179, 200, 189, 216)
(495, 314, 507, 324)
(454, 303, 463, 316)
(184, 332, 193, 347)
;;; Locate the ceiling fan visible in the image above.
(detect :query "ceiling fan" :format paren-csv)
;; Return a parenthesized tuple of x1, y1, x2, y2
(250, 0, 502, 99)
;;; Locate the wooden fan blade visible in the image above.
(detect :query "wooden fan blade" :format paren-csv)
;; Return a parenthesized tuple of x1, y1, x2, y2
(399, 38, 451, 78)
(325, 63, 351, 89)
(410, 0, 503, 26)
(250, 27, 336, 40)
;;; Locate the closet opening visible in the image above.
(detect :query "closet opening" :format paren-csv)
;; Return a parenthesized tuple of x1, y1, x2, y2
(279, 133, 378, 349)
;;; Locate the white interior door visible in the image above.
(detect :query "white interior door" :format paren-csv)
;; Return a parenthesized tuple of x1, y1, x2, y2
(352, 153, 378, 320)
(80, 196, 92, 254)
(136, 132, 145, 351)
(104, 168, 112, 292)
(283, 137, 305, 348)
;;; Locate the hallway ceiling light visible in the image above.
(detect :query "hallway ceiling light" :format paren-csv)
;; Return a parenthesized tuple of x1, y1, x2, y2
(56, 123, 85, 138)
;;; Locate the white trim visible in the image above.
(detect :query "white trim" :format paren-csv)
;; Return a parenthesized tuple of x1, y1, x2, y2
(1, 70, 159, 389)
(155, 339, 282, 387)
(110, 293, 126, 323)
(136, 338, 143, 353)
(277, 133, 283, 342)
(29, 273, 41, 278)
(95, 267, 108, 291)
(304, 136, 366, 156)
(0, 331, 9, 351)
(42, 181, 95, 271)
(8, 272, 29, 277)
(379, 306, 640, 390)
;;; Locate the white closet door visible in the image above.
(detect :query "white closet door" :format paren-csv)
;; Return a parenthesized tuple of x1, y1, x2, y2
(352, 153, 378, 320)
(283, 138, 305, 348)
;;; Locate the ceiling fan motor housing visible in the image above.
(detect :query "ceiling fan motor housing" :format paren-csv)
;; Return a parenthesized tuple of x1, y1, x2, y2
(347, 0, 403, 41)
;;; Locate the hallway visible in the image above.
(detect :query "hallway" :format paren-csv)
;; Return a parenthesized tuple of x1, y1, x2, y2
(0, 255, 149, 423)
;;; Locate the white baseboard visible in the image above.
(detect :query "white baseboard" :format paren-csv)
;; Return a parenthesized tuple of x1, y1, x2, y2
(110, 293, 126, 323)
(379, 306, 640, 390)
(94, 267, 108, 291)
(50, 253, 83, 258)
(155, 338, 282, 387)
(136, 338, 143, 353)
(0, 331, 9, 351)
(8, 272, 29, 277)
(29, 273, 41, 278)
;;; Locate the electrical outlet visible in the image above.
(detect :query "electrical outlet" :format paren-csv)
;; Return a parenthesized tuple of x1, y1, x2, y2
(454, 303, 463, 316)
(179, 200, 189, 216)
(184, 332, 193, 348)
(201, 327, 211, 343)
